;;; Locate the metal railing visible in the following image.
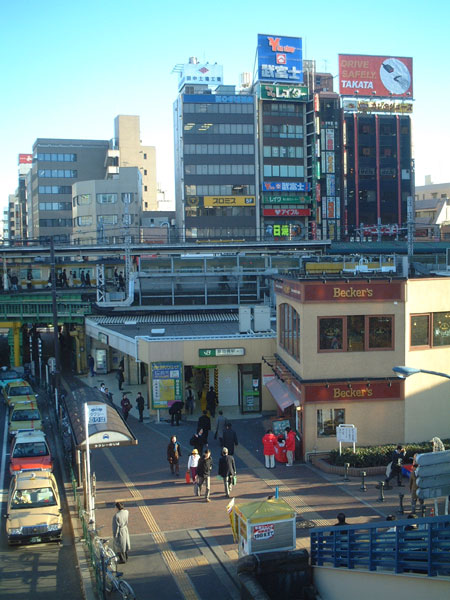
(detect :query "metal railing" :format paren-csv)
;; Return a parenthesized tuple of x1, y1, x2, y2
(310, 515, 450, 577)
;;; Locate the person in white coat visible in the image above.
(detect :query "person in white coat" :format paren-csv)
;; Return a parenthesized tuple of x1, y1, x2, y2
(112, 502, 130, 563)
(187, 448, 200, 483)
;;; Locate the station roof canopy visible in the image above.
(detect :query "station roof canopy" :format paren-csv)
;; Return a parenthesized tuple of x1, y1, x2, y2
(62, 377, 138, 450)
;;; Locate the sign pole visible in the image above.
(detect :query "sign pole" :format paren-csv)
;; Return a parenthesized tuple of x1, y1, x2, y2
(84, 403, 93, 524)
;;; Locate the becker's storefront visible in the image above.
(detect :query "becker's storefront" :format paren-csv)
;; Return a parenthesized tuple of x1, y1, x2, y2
(270, 277, 407, 457)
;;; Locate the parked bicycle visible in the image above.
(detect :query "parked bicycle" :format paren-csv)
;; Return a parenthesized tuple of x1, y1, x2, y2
(103, 555, 136, 599)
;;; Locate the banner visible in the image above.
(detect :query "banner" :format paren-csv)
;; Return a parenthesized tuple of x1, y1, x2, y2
(339, 54, 413, 98)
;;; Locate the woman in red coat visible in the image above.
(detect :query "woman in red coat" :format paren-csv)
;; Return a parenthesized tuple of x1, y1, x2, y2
(285, 427, 296, 467)
(262, 429, 277, 468)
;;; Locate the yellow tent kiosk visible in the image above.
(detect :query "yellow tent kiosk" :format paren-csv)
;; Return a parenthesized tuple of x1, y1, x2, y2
(232, 498, 296, 557)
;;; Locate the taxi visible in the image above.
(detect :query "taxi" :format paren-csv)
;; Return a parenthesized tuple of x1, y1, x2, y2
(9, 431, 53, 475)
(3, 380, 37, 408)
(0, 366, 22, 390)
(5, 471, 63, 545)
(8, 401, 43, 442)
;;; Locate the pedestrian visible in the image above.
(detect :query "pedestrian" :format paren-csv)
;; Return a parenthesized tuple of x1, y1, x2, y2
(105, 387, 113, 404)
(195, 449, 213, 502)
(169, 401, 184, 426)
(214, 411, 228, 443)
(185, 385, 195, 415)
(206, 386, 218, 418)
(100, 383, 106, 394)
(61, 269, 68, 288)
(85, 271, 91, 287)
(116, 367, 124, 391)
(27, 267, 33, 290)
(197, 410, 211, 444)
(11, 273, 19, 291)
(112, 502, 130, 564)
(88, 354, 95, 377)
(262, 429, 277, 469)
(68, 270, 74, 288)
(121, 393, 132, 421)
(80, 270, 86, 287)
(218, 447, 236, 498)
(190, 428, 205, 455)
(334, 512, 348, 527)
(114, 268, 119, 287)
(222, 422, 238, 456)
(167, 435, 182, 476)
(118, 271, 125, 292)
(285, 427, 296, 467)
(136, 391, 145, 422)
(384, 444, 406, 488)
(187, 448, 200, 483)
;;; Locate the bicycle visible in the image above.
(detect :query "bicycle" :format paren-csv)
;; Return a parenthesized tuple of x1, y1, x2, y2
(104, 555, 136, 599)
(93, 537, 117, 574)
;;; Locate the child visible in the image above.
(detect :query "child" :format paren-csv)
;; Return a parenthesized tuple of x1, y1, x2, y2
(187, 448, 200, 483)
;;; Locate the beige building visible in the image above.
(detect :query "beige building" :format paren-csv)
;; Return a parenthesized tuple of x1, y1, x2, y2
(269, 276, 450, 457)
(109, 116, 157, 211)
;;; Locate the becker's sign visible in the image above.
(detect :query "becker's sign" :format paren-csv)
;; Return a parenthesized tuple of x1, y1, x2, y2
(339, 54, 413, 98)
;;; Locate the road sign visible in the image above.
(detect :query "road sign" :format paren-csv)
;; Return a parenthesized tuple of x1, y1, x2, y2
(416, 449, 450, 499)
(88, 404, 107, 425)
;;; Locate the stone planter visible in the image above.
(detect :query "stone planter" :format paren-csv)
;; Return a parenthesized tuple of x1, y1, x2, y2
(311, 455, 386, 477)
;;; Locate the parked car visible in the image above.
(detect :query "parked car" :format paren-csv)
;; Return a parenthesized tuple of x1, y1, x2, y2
(3, 380, 37, 408)
(9, 431, 53, 476)
(0, 367, 22, 390)
(8, 401, 42, 442)
(5, 471, 62, 545)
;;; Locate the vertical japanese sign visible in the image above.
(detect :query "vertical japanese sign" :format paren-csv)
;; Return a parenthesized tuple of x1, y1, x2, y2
(257, 34, 303, 83)
(151, 362, 183, 409)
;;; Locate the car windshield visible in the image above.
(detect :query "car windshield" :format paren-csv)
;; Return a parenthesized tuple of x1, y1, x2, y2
(0, 371, 19, 381)
(12, 487, 56, 508)
(9, 386, 33, 396)
(13, 442, 49, 457)
(11, 410, 40, 421)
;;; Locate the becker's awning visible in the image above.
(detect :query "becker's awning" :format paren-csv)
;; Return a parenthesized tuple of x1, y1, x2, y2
(265, 377, 299, 412)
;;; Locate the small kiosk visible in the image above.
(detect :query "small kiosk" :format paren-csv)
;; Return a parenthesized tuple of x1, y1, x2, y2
(232, 498, 296, 557)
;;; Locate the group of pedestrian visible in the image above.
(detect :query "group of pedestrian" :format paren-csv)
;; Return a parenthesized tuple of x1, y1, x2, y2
(262, 426, 296, 468)
(119, 391, 146, 422)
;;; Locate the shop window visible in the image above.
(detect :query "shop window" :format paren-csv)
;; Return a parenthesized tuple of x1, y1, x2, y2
(432, 312, 450, 347)
(317, 408, 345, 437)
(279, 303, 300, 361)
(319, 315, 394, 352)
(411, 314, 430, 347)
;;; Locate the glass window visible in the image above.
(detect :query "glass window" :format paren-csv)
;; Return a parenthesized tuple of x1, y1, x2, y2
(368, 316, 393, 349)
(77, 216, 93, 226)
(77, 194, 91, 206)
(97, 215, 118, 225)
(347, 316, 365, 351)
(121, 193, 134, 203)
(432, 312, 450, 347)
(96, 193, 117, 204)
(319, 318, 343, 350)
(279, 303, 300, 361)
(411, 314, 430, 347)
(317, 408, 345, 437)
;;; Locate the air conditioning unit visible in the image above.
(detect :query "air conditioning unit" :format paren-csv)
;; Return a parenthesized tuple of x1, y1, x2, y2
(239, 307, 251, 333)
(253, 306, 271, 332)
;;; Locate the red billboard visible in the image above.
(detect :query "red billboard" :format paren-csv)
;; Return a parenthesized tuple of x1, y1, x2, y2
(263, 208, 311, 217)
(339, 55, 413, 98)
(18, 154, 32, 164)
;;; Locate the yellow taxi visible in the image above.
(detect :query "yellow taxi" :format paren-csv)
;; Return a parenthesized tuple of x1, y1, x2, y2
(3, 380, 37, 408)
(8, 401, 43, 442)
(5, 471, 63, 545)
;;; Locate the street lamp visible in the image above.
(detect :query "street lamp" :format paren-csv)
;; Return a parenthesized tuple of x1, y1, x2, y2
(393, 366, 450, 380)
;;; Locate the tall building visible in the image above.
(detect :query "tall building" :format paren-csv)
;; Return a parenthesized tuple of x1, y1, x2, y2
(110, 116, 157, 211)
(339, 54, 414, 239)
(174, 59, 256, 240)
(30, 139, 109, 241)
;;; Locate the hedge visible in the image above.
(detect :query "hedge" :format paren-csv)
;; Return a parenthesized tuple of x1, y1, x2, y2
(327, 439, 450, 468)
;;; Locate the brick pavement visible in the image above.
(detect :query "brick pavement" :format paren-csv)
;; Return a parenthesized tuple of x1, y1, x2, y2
(70, 373, 413, 599)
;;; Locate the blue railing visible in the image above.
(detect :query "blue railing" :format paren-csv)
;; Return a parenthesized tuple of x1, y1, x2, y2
(310, 515, 450, 577)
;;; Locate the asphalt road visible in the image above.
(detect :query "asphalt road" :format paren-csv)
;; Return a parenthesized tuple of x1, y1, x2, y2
(0, 385, 84, 600)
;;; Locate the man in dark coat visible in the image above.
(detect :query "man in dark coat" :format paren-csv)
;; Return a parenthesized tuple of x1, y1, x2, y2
(190, 429, 205, 455)
(169, 401, 184, 426)
(136, 392, 145, 422)
(222, 422, 238, 455)
(206, 386, 218, 418)
(195, 449, 213, 501)
(218, 447, 236, 498)
(385, 444, 406, 488)
(197, 410, 211, 443)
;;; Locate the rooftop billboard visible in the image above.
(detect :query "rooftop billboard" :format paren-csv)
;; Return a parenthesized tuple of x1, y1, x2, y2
(339, 55, 413, 98)
(257, 34, 303, 83)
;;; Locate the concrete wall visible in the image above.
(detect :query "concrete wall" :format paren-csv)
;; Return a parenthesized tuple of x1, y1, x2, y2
(313, 566, 450, 600)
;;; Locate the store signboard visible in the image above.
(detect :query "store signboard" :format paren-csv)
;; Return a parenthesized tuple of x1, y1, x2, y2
(263, 181, 311, 192)
(199, 348, 245, 357)
(151, 362, 183, 409)
(263, 208, 311, 217)
(304, 381, 402, 402)
(339, 54, 413, 98)
(260, 83, 308, 101)
(204, 196, 255, 207)
(262, 195, 311, 204)
(178, 63, 223, 91)
(342, 98, 413, 114)
(257, 34, 303, 82)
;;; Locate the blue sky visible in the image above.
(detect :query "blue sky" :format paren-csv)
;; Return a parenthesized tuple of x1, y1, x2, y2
(2, 0, 449, 212)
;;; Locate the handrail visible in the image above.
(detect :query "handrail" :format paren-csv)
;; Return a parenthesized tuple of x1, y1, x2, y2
(310, 515, 450, 577)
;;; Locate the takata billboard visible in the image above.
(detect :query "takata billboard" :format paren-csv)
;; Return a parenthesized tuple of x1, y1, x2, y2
(257, 34, 303, 83)
(339, 55, 413, 98)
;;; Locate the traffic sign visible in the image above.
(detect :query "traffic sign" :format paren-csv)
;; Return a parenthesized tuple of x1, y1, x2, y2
(416, 449, 450, 500)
